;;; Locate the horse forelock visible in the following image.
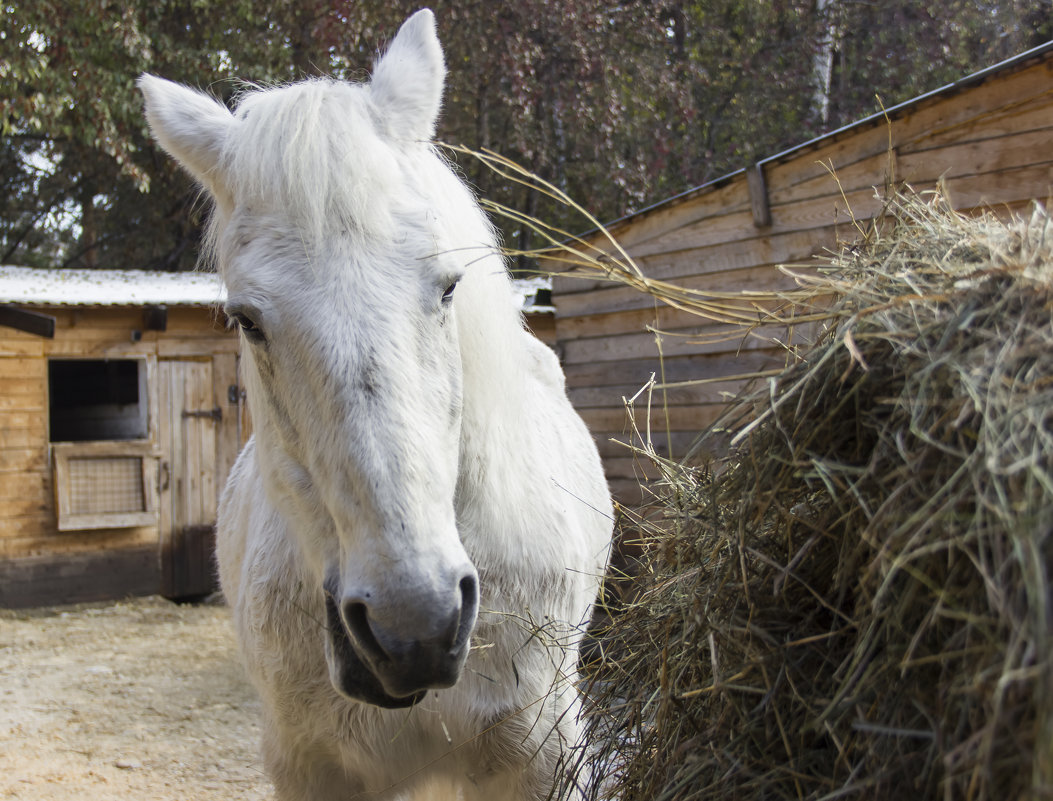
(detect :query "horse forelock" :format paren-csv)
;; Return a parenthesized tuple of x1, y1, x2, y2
(212, 79, 403, 249)
(203, 79, 499, 285)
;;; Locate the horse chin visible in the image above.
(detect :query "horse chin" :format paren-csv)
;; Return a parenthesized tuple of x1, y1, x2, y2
(323, 588, 428, 709)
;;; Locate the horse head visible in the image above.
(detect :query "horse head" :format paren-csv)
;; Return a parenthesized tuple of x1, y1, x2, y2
(139, 10, 480, 708)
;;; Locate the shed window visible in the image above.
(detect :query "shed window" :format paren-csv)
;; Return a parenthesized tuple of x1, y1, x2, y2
(48, 358, 158, 531)
(53, 442, 158, 531)
(49, 359, 148, 442)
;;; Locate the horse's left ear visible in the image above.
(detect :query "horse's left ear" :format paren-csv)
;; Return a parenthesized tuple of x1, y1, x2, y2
(370, 9, 445, 141)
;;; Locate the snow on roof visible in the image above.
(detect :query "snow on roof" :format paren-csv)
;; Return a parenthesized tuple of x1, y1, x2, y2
(0, 265, 554, 313)
(0, 265, 226, 307)
(510, 275, 555, 314)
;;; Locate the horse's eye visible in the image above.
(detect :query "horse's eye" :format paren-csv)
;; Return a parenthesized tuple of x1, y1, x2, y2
(228, 310, 265, 344)
(441, 281, 458, 305)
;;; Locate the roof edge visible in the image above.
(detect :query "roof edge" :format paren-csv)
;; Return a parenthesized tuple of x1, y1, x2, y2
(595, 39, 1053, 235)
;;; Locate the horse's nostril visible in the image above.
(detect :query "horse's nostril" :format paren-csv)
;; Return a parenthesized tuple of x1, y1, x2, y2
(342, 601, 387, 662)
(455, 573, 479, 651)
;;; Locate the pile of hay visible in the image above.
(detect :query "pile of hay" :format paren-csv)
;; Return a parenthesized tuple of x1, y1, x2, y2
(577, 192, 1053, 800)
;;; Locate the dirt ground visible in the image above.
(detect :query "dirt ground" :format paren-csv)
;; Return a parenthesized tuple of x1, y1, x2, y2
(0, 595, 274, 800)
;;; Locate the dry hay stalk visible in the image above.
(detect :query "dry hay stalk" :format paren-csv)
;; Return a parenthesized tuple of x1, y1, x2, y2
(439, 143, 824, 332)
(569, 191, 1053, 801)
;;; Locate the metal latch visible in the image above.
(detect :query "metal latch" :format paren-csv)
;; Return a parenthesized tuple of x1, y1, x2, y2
(182, 407, 222, 422)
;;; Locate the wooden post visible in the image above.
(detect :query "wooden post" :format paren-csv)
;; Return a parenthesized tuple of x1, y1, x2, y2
(747, 163, 772, 228)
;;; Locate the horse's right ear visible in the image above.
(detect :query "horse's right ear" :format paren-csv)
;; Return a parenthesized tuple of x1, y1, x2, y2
(138, 74, 234, 193)
(369, 9, 445, 141)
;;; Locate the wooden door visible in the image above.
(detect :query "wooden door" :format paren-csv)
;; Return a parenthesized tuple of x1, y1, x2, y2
(158, 358, 220, 599)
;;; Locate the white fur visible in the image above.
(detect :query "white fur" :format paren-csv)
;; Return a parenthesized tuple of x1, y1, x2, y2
(140, 9, 612, 800)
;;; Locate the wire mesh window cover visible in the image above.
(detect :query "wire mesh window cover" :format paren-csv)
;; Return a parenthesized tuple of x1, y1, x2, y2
(67, 456, 146, 515)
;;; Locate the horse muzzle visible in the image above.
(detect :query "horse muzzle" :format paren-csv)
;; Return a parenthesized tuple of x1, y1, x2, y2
(322, 570, 479, 708)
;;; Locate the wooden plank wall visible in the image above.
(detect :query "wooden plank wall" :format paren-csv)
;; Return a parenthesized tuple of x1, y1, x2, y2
(551, 53, 1053, 502)
(0, 305, 239, 606)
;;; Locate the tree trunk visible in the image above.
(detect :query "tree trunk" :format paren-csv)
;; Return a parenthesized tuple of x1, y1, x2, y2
(79, 182, 98, 269)
(517, 185, 538, 274)
(813, 0, 837, 126)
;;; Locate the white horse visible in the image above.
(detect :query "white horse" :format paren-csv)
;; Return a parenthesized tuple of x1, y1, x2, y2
(139, 9, 612, 801)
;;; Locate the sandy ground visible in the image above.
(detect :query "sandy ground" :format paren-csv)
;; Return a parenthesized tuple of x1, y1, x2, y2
(0, 595, 274, 800)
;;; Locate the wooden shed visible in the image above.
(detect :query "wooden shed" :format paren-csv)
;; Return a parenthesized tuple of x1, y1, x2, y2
(0, 266, 243, 607)
(549, 42, 1053, 502)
